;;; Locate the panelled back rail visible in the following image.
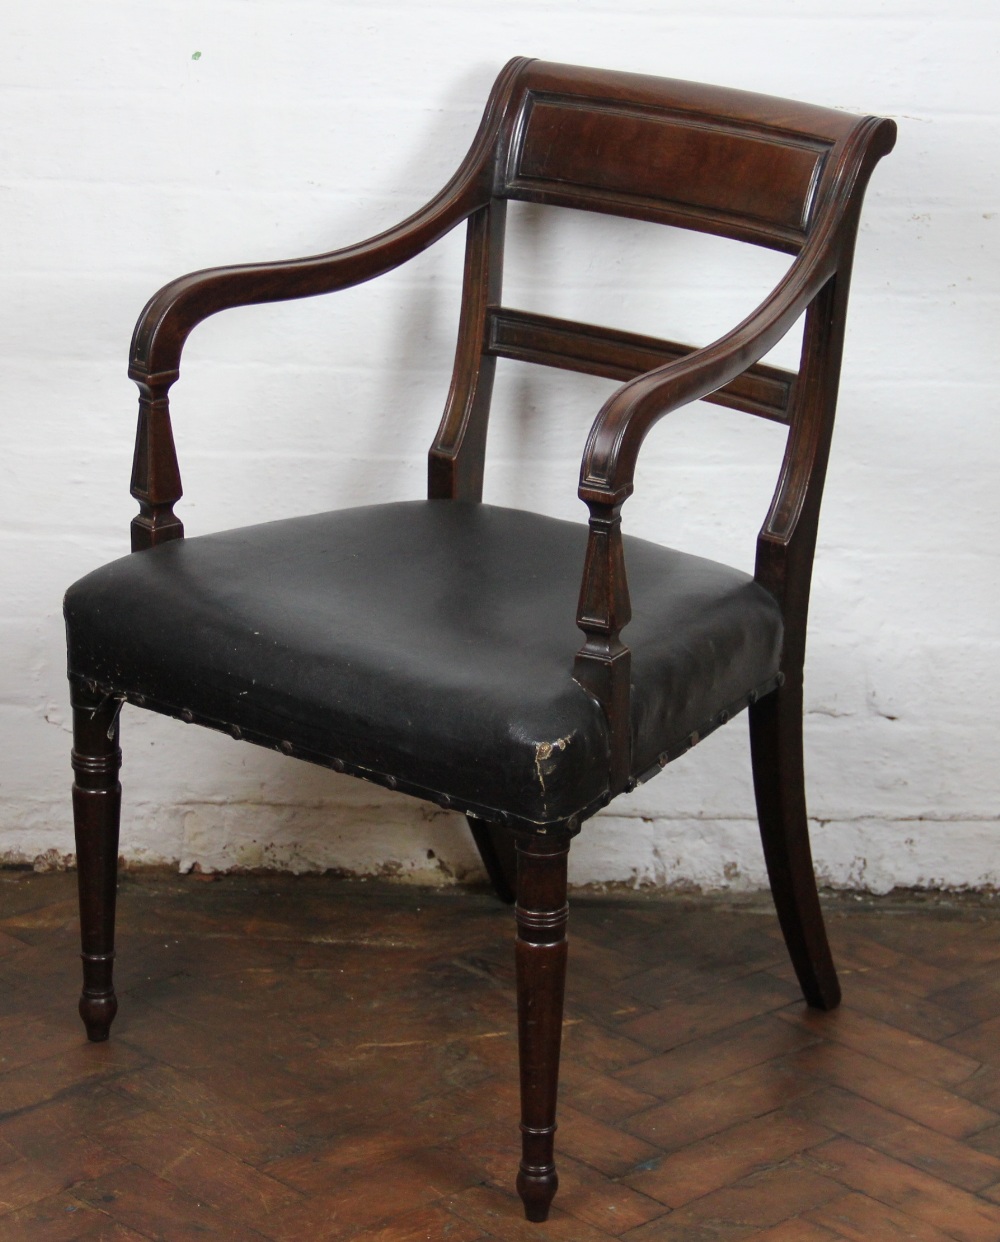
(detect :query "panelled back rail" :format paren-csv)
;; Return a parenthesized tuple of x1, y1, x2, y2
(67, 59, 895, 1223)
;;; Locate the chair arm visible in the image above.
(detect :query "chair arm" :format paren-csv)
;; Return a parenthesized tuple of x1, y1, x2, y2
(571, 111, 896, 795)
(578, 234, 837, 508)
(126, 56, 542, 387)
(124, 55, 533, 551)
(127, 174, 490, 549)
(130, 171, 491, 388)
(578, 111, 897, 508)
(569, 236, 837, 796)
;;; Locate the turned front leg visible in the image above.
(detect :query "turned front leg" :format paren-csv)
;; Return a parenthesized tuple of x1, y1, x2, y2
(514, 831, 571, 1222)
(71, 685, 122, 1042)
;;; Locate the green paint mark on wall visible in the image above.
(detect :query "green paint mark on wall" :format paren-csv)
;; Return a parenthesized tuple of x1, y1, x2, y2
(191, 51, 202, 61)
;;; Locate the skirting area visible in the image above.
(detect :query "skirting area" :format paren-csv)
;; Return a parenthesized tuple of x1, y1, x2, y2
(2, 871, 1000, 1239)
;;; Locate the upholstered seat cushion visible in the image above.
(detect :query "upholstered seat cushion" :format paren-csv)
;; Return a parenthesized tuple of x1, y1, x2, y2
(64, 501, 783, 825)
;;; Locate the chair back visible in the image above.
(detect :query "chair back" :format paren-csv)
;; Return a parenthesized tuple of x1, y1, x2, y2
(500, 61, 860, 254)
(430, 59, 894, 504)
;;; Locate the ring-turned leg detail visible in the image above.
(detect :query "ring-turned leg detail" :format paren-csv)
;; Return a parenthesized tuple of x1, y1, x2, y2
(514, 831, 571, 1222)
(71, 684, 123, 1041)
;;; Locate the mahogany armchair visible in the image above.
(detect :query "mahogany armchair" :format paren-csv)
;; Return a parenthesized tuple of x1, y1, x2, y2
(64, 59, 895, 1221)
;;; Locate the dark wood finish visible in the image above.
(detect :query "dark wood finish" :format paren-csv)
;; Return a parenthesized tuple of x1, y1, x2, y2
(70, 685, 122, 1041)
(73, 59, 895, 1221)
(428, 200, 507, 501)
(130, 383, 184, 551)
(428, 199, 515, 892)
(487, 308, 797, 423)
(11, 874, 1000, 1239)
(514, 832, 573, 1220)
(750, 683, 840, 1010)
(748, 270, 857, 1014)
(509, 92, 829, 250)
(573, 501, 633, 795)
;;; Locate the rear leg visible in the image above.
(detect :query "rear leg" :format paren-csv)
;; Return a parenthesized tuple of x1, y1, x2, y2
(749, 680, 840, 1010)
(467, 815, 517, 904)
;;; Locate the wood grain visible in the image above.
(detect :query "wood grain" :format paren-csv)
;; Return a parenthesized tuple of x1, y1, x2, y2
(8, 874, 1000, 1239)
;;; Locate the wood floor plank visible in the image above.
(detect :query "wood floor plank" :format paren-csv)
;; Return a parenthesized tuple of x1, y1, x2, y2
(624, 1112, 833, 1208)
(811, 1137, 1000, 1242)
(6, 875, 1000, 1242)
(624, 1058, 819, 1151)
(831, 974, 966, 1043)
(94, 1110, 303, 1226)
(0, 929, 31, 958)
(620, 973, 802, 1052)
(0, 1042, 147, 1119)
(72, 1162, 273, 1240)
(928, 977, 1000, 1030)
(0, 1159, 74, 1217)
(944, 1014, 1000, 1070)
(791, 1042, 998, 1139)
(670, 1160, 843, 1229)
(0, 1192, 149, 1242)
(0, 1017, 80, 1076)
(263, 1147, 483, 1241)
(622, 1161, 842, 1238)
(824, 934, 957, 996)
(556, 1103, 662, 1178)
(806, 1190, 976, 1240)
(345, 1204, 487, 1241)
(108, 1064, 301, 1165)
(790, 1086, 1000, 1192)
(558, 1016, 654, 1073)
(261, 1113, 461, 1193)
(615, 1013, 822, 1100)
(751, 1220, 842, 1241)
(0, 1119, 126, 1195)
(779, 1006, 982, 1089)
(559, 1057, 660, 1123)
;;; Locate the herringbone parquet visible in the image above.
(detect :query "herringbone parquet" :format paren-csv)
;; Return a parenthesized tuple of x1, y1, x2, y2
(3, 870, 1000, 1240)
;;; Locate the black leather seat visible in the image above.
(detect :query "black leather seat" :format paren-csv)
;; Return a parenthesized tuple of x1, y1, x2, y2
(65, 500, 783, 828)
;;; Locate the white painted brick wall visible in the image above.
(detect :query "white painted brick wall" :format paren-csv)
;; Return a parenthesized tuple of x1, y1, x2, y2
(2, 0, 998, 891)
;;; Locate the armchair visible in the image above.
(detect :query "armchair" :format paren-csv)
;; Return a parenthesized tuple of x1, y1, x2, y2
(64, 59, 895, 1221)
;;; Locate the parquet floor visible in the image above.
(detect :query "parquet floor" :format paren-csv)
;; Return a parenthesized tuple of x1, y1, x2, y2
(3, 872, 1000, 1241)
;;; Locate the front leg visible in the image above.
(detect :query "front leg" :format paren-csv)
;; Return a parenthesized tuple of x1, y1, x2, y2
(514, 829, 572, 1222)
(71, 684, 123, 1041)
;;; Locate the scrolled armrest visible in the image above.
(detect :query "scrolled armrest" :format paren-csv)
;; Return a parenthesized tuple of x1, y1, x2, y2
(571, 233, 839, 794)
(578, 232, 837, 507)
(130, 172, 490, 387)
(577, 108, 899, 506)
(126, 53, 539, 386)
(126, 175, 488, 549)
(123, 55, 537, 553)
